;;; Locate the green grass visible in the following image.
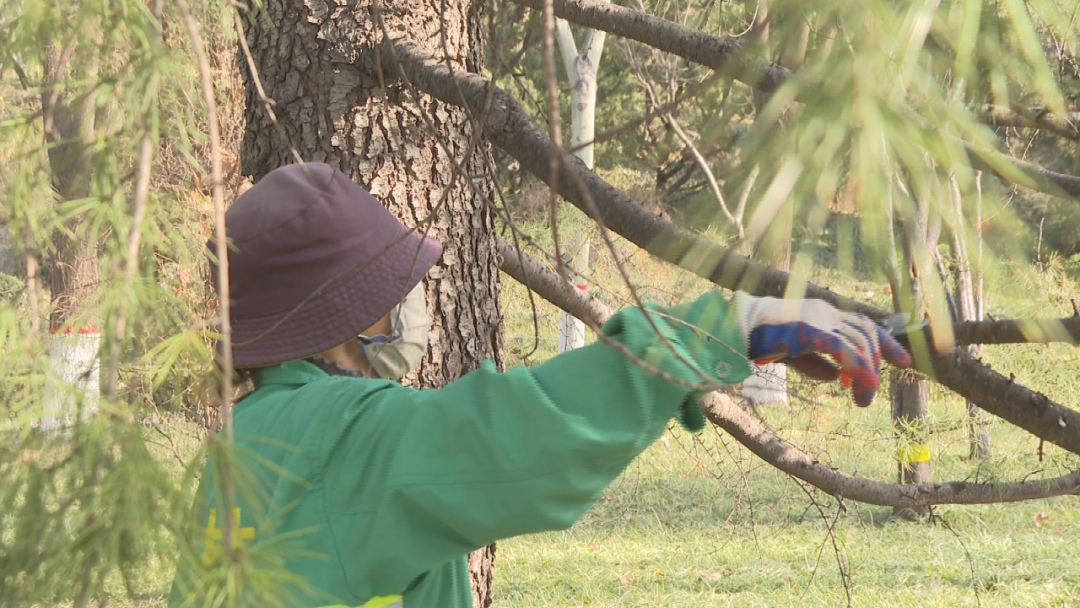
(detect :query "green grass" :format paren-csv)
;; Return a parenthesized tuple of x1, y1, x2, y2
(494, 420, 1080, 608)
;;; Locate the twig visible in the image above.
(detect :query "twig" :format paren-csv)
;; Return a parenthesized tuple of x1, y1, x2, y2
(794, 480, 852, 608)
(932, 513, 982, 608)
(627, 49, 741, 233)
(106, 100, 157, 402)
(179, 0, 230, 437)
(177, 0, 234, 562)
(542, 0, 571, 324)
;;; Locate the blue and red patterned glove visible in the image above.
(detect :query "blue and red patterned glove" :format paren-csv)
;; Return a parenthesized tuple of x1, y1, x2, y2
(731, 292, 913, 406)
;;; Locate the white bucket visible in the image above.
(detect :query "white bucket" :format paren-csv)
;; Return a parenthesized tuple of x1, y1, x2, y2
(42, 327, 101, 432)
(743, 361, 789, 407)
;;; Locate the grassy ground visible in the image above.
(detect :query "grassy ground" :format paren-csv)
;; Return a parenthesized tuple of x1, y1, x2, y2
(493, 419, 1080, 608)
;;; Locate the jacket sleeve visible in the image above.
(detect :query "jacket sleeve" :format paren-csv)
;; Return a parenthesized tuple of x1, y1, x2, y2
(319, 293, 751, 596)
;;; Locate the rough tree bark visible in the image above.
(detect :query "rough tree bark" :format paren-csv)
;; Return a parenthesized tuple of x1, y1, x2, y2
(239, 0, 503, 604)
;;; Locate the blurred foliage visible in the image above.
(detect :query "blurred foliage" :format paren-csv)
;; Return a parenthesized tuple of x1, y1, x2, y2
(0, 0, 269, 605)
(0, 0, 1078, 605)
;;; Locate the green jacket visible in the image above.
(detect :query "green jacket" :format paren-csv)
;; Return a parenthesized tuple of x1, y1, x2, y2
(170, 293, 751, 607)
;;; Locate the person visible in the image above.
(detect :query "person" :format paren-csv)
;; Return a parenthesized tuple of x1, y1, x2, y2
(170, 162, 912, 608)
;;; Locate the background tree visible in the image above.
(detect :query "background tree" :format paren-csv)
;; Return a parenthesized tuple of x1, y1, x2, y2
(553, 8, 606, 353)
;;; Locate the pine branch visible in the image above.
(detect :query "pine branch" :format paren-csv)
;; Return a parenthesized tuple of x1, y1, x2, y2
(383, 39, 1080, 455)
(496, 237, 1080, 507)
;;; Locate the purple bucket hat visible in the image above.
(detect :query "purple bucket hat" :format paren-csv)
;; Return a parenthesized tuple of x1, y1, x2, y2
(208, 162, 443, 368)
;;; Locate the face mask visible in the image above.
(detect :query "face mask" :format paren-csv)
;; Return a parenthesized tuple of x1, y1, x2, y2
(359, 283, 431, 380)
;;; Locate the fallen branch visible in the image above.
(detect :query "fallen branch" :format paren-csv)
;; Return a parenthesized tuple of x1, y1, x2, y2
(497, 237, 1080, 507)
(384, 40, 1080, 455)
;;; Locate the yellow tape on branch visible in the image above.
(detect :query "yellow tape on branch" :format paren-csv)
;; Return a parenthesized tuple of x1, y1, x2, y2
(899, 443, 931, 464)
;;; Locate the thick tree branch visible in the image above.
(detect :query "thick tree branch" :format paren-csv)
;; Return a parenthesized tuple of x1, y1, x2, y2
(953, 316, 1080, 346)
(383, 40, 1080, 455)
(497, 237, 1080, 506)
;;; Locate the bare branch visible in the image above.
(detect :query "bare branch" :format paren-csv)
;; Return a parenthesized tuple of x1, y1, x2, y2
(953, 317, 1080, 346)
(496, 237, 1080, 507)
(386, 41, 1080, 455)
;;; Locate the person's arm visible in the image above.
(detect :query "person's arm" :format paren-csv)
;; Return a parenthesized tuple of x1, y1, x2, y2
(321, 293, 751, 595)
(320, 291, 912, 596)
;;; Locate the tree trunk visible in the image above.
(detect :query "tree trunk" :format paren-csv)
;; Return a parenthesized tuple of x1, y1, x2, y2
(554, 12, 606, 169)
(950, 174, 990, 459)
(890, 174, 936, 520)
(240, 0, 503, 604)
(40, 35, 102, 431)
(554, 20, 603, 353)
(556, 241, 589, 353)
(891, 371, 931, 519)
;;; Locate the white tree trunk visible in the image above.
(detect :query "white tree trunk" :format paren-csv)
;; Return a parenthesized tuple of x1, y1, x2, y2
(555, 13, 605, 353)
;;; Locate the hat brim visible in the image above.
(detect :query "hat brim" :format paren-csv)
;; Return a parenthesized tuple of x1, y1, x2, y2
(222, 229, 442, 368)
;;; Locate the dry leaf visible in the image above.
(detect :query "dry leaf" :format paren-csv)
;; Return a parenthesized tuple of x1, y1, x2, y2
(618, 571, 635, 586)
(1035, 512, 1050, 527)
(703, 572, 724, 582)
